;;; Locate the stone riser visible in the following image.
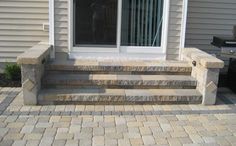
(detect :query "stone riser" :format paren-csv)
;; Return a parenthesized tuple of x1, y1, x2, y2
(46, 65, 192, 75)
(42, 85, 197, 89)
(45, 70, 192, 76)
(39, 101, 202, 105)
(42, 80, 196, 88)
(38, 89, 202, 105)
(42, 74, 197, 89)
(38, 94, 202, 105)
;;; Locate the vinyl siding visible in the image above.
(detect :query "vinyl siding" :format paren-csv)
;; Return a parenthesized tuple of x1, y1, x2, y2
(0, 0, 49, 62)
(55, 0, 68, 53)
(54, 0, 184, 60)
(166, 0, 183, 60)
(185, 0, 236, 70)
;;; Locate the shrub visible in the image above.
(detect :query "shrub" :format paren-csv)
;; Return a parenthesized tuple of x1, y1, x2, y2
(4, 63, 21, 81)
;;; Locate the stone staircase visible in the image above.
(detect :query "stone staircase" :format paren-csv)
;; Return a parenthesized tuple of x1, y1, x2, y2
(38, 60, 202, 105)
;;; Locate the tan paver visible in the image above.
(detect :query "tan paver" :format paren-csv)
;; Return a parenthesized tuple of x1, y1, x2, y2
(142, 135, 156, 145)
(23, 133, 42, 140)
(93, 136, 104, 146)
(0, 87, 236, 146)
(130, 138, 143, 145)
(65, 140, 78, 146)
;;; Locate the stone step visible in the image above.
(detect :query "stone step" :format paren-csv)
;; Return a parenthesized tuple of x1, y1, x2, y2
(38, 89, 202, 105)
(42, 74, 197, 89)
(46, 60, 192, 75)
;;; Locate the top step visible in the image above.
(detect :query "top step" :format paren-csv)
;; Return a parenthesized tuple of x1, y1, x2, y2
(46, 60, 192, 74)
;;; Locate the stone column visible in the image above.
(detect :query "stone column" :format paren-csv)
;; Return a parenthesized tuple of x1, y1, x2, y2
(181, 48, 224, 105)
(21, 64, 44, 105)
(17, 42, 51, 105)
(192, 65, 220, 105)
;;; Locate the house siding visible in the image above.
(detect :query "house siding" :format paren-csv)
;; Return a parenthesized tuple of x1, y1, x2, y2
(0, 0, 49, 62)
(54, 0, 184, 60)
(55, 0, 68, 53)
(166, 0, 183, 60)
(185, 0, 236, 70)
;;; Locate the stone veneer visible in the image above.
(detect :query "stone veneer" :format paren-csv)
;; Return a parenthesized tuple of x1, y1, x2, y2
(46, 60, 192, 74)
(17, 45, 223, 105)
(181, 48, 224, 105)
(38, 89, 202, 105)
(17, 42, 51, 105)
(42, 74, 197, 89)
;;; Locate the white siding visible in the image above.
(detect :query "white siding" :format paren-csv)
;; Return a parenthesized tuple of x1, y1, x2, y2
(185, 0, 236, 70)
(55, 0, 68, 53)
(0, 0, 49, 62)
(167, 0, 183, 60)
(54, 0, 184, 60)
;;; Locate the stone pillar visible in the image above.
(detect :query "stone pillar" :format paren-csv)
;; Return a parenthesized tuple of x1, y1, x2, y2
(17, 42, 51, 105)
(21, 64, 44, 105)
(181, 48, 224, 105)
(192, 65, 220, 105)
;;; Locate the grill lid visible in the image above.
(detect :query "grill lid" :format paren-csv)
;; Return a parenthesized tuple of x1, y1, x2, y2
(212, 36, 236, 48)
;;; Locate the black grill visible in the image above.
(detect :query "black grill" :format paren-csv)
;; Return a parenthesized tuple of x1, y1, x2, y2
(212, 36, 236, 48)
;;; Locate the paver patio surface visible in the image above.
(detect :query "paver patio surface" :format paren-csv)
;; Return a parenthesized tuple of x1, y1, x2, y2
(0, 87, 236, 146)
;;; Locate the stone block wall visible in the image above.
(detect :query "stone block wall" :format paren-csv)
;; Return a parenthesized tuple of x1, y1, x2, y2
(17, 42, 51, 105)
(181, 48, 224, 105)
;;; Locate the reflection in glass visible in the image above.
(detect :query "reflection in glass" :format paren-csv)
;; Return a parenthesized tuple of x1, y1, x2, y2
(121, 0, 164, 46)
(74, 0, 117, 46)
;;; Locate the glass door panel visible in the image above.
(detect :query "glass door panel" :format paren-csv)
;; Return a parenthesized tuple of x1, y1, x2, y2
(74, 0, 118, 47)
(121, 0, 164, 47)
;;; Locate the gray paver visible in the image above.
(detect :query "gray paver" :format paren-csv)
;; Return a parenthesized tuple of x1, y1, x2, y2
(39, 137, 54, 146)
(142, 135, 155, 145)
(0, 87, 236, 146)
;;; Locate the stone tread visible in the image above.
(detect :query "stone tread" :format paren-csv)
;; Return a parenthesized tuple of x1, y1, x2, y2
(42, 74, 197, 88)
(38, 89, 202, 104)
(46, 60, 192, 73)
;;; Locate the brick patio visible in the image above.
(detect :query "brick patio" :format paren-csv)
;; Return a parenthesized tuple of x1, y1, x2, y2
(0, 87, 236, 146)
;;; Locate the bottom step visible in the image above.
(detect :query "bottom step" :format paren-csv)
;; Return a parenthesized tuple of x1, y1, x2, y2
(38, 89, 202, 105)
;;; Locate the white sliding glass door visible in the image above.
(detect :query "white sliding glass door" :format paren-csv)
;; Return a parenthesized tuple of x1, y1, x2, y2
(71, 0, 167, 55)
(74, 0, 118, 47)
(121, 0, 163, 47)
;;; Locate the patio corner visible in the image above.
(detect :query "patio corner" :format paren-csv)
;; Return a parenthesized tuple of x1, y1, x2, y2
(17, 42, 51, 105)
(181, 47, 224, 105)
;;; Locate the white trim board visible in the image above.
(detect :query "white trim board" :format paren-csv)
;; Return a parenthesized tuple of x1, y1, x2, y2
(49, 0, 55, 59)
(162, 0, 169, 60)
(179, 0, 188, 60)
(69, 52, 166, 60)
(68, 0, 170, 59)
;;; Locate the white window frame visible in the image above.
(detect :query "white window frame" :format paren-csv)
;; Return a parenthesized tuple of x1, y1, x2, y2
(49, 0, 55, 59)
(68, 0, 169, 58)
(179, 0, 188, 60)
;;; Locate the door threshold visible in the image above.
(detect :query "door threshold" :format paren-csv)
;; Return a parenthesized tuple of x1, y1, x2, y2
(69, 52, 166, 61)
